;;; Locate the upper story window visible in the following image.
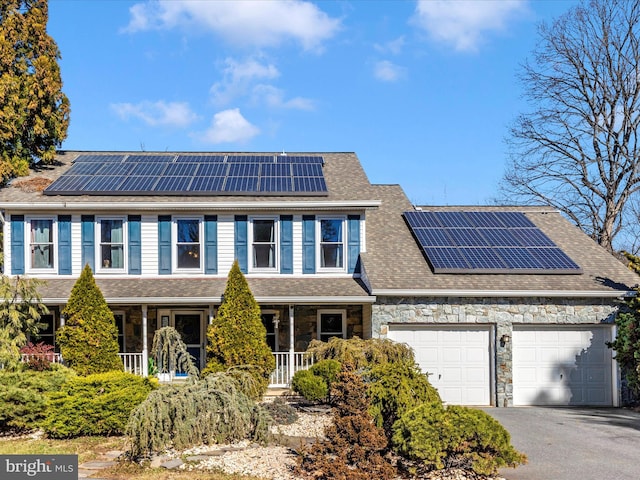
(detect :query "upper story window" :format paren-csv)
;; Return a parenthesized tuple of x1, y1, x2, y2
(250, 217, 278, 271)
(175, 218, 202, 271)
(318, 217, 346, 271)
(28, 218, 55, 271)
(98, 218, 125, 271)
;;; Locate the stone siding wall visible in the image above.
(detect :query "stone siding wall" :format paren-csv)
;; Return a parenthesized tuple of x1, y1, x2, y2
(372, 296, 619, 407)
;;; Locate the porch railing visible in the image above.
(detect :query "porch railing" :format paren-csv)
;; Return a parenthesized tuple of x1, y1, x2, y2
(119, 353, 144, 376)
(270, 351, 314, 387)
(20, 353, 64, 364)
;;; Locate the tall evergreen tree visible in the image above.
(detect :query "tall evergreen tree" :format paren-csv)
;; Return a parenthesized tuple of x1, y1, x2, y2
(56, 264, 122, 375)
(205, 260, 275, 395)
(0, 0, 70, 181)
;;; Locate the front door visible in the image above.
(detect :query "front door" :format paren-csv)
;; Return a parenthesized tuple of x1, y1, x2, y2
(158, 310, 205, 372)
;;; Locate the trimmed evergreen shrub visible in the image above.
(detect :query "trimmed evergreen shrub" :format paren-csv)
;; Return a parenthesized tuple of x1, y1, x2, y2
(392, 402, 527, 476)
(608, 308, 640, 397)
(126, 370, 271, 458)
(204, 261, 275, 397)
(309, 359, 341, 391)
(291, 369, 328, 402)
(306, 336, 415, 369)
(42, 371, 156, 438)
(296, 366, 397, 480)
(0, 366, 75, 432)
(367, 360, 441, 436)
(56, 265, 123, 375)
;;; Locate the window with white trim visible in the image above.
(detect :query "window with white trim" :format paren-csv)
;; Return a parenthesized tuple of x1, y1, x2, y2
(317, 309, 346, 342)
(318, 217, 346, 271)
(98, 217, 125, 271)
(28, 217, 55, 270)
(250, 217, 278, 271)
(175, 218, 202, 271)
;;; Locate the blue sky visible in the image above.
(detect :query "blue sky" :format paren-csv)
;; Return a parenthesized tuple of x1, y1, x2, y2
(48, 0, 577, 206)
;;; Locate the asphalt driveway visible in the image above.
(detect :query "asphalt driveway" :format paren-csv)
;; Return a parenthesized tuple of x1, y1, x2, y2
(481, 407, 640, 480)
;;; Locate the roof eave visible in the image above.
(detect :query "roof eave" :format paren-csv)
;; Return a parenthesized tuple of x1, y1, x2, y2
(371, 289, 636, 298)
(43, 295, 376, 305)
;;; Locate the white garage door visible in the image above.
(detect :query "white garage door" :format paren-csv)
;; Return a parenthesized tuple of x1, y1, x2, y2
(388, 325, 492, 406)
(512, 326, 614, 406)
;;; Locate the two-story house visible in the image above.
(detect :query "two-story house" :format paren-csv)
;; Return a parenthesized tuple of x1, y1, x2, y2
(1, 150, 638, 407)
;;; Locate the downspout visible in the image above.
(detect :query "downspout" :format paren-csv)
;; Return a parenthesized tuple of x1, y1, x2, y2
(142, 305, 148, 377)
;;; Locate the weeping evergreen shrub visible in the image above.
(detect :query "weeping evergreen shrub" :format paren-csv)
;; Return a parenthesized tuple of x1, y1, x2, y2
(152, 326, 199, 379)
(306, 336, 415, 369)
(126, 370, 271, 458)
(42, 371, 156, 438)
(56, 264, 122, 375)
(204, 261, 275, 397)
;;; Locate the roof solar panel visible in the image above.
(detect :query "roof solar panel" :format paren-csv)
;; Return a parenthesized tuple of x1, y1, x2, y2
(413, 228, 454, 247)
(45, 175, 92, 192)
(229, 163, 260, 176)
(125, 155, 175, 163)
(424, 247, 470, 270)
(73, 154, 125, 163)
(176, 155, 225, 163)
(402, 210, 581, 274)
(164, 163, 199, 176)
(460, 247, 507, 269)
(448, 228, 489, 247)
(495, 211, 536, 228)
(277, 155, 324, 164)
(189, 176, 225, 191)
(96, 163, 136, 176)
(197, 163, 227, 176)
(130, 162, 168, 175)
(153, 176, 193, 191)
(227, 155, 274, 163)
(435, 211, 473, 228)
(224, 176, 258, 192)
(66, 162, 104, 175)
(261, 163, 291, 176)
(260, 176, 292, 192)
(404, 211, 442, 228)
(118, 176, 159, 191)
(292, 163, 323, 176)
(294, 177, 327, 192)
(83, 175, 125, 191)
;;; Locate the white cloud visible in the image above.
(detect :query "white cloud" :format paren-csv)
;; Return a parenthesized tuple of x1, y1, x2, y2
(211, 57, 280, 106)
(374, 61, 406, 83)
(374, 36, 406, 55)
(412, 0, 528, 52)
(252, 84, 315, 110)
(199, 108, 260, 144)
(123, 0, 341, 51)
(110, 101, 199, 127)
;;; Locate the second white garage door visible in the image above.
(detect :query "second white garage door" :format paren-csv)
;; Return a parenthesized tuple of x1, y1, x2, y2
(388, 325, 492, 406)
(512, 326, 614, 406)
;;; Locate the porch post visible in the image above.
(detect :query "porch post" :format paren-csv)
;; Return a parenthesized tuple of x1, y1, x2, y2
(289, 304, 295, 383)
(142, 304, 148, 377)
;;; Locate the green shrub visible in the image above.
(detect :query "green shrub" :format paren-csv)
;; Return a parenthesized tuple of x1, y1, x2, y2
(204, 261, 275, 397)
(367, 360, 441, 436)
(42, 371, 156, 438)
(309, 359, 341, 390)
(0, 366, 75, 432)
(291, 369, 328, 402)
(126, 370, 271, 458)
(306, 336, 415, 370)
(392, 403, 527, 476)
(56, 265, 123, 375)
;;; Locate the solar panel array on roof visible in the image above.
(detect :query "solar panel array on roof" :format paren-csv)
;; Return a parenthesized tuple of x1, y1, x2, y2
(43, 154, 328, 196)
(403, 211, 581, 274)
